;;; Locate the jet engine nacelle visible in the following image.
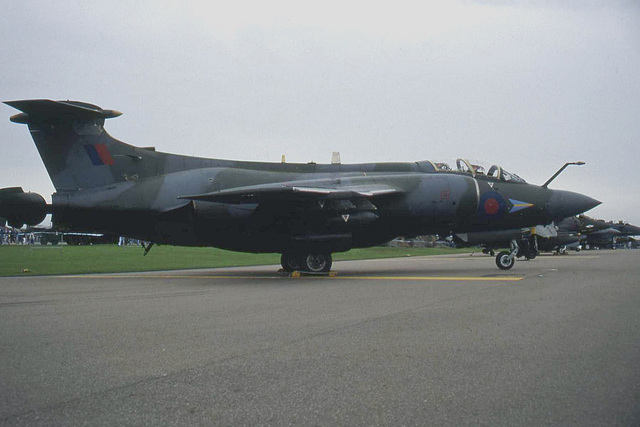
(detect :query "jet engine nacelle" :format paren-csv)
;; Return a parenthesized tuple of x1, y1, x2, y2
(0, 187, 47, 227)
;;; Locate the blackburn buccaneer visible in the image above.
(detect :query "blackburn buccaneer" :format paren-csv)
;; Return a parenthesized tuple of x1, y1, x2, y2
(581, 217, 640, 249)
(451, 215, 602, 268)
(0, 100, 600, 271)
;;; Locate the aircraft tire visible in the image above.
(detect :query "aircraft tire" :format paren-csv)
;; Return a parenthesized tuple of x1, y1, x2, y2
(301, 253, 332, 273)
(281, 253, 301, 272)
(496, 251, 515, 270)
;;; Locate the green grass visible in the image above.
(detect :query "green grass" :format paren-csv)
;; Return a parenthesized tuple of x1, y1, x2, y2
(0, 244, 472, 276)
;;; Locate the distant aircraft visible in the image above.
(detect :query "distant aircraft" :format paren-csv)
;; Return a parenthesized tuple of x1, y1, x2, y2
(580, 217, 640, 249)
(0, 99, 600, 272)
(451, 216, 596, 270)
(450, 214, 638, 268)
(450, 220, 585, 268)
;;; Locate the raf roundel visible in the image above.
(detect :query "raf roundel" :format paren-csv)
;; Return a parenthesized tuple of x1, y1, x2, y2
(479, 191, 506, 217)
(484, 198, 500, 215)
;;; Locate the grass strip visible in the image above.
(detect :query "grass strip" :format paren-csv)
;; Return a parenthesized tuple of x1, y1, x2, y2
(0, 245, 472, 277)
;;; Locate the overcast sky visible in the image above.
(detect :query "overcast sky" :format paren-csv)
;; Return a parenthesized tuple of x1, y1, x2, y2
(1, 0, 639, 225)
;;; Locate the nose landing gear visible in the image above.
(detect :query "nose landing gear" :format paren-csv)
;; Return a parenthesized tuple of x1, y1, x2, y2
(496, 250, 516, 270)
(495, 236, 538, 270)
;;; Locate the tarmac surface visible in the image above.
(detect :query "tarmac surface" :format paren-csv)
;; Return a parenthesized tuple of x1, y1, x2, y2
(1, 250, 639, 425)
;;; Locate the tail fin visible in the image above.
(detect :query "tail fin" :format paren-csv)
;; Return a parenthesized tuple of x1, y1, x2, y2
(5, 99, 160, 192)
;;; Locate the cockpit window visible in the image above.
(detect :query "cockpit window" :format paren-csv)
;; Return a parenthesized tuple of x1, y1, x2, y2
(500, 169, 526, 183)
(487, 165, 501, 179)
(427, 158, 527, 183)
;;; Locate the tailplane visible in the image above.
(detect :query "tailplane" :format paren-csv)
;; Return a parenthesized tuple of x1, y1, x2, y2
(5, 99, 160, 192)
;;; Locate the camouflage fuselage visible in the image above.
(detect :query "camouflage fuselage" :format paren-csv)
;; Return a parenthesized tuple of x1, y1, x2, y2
(4, 99, 600, 255)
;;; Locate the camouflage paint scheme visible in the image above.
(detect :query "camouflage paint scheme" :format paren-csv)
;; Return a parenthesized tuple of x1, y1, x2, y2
(1, 100, 600, 270)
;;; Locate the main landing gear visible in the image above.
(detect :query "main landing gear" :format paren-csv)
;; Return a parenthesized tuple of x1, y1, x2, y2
(281, 253, 333, 273)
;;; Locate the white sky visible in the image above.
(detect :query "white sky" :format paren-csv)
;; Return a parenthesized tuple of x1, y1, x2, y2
(1, 0, 639, 225)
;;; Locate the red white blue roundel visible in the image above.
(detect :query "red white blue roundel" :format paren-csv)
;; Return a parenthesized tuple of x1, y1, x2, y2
(479, 191, 506, 217)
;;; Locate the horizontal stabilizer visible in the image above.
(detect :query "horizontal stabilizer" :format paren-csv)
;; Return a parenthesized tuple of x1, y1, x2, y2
(179, 181, 403, 204)
(5, 99, 121, 124)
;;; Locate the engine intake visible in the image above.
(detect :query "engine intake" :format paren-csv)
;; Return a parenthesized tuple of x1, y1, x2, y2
(0, 187, 47, 227)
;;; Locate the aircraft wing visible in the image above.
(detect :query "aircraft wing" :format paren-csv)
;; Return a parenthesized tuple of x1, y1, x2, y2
(179, 181, 403, 203)
(591, 228, 621, 236)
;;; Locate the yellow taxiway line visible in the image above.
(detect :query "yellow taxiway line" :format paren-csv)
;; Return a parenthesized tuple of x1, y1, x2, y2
(338, 275, 523, 281)
(61, 274, 523, 282)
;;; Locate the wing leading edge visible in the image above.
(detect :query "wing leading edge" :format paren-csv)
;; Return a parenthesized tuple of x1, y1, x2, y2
(179, 181, 404, 204)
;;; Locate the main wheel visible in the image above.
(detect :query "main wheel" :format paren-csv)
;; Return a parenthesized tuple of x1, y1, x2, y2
(301, 253, 332, 273)
(281, 253, 301, 272)
(496, 251, 515, 270)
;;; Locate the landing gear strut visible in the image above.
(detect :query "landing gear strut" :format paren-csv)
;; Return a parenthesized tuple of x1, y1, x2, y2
(281, 253, 333, 273)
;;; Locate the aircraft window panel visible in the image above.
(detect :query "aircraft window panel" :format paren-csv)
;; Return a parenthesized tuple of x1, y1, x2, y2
(487, 165, 502, 180)
(429, 160, 453, 171)
(428, 158, 526, 182)
(455, 158, 475, 175)
(471, 164, 485, 175)
(501, 169, 526, 183)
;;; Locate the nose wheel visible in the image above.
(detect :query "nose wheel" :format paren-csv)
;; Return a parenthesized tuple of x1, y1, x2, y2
(495, 238, 520, 270)
(495, 251, 515, 270)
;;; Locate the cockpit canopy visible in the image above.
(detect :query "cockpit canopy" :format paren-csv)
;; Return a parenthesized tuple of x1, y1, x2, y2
(419, 158, 527, 183)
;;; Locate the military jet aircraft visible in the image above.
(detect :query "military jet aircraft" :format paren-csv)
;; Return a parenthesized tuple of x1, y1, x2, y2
(451, 224, 570, 262)
(450, 213, 633, 268)
(451, 216, 593, 268)
(0, 99, 600, 272)
(580, 217, 640, 249)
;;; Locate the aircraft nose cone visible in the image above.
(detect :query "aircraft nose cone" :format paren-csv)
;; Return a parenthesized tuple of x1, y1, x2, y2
(548, 190, 601, 220)
(624, 224, 640, 236)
